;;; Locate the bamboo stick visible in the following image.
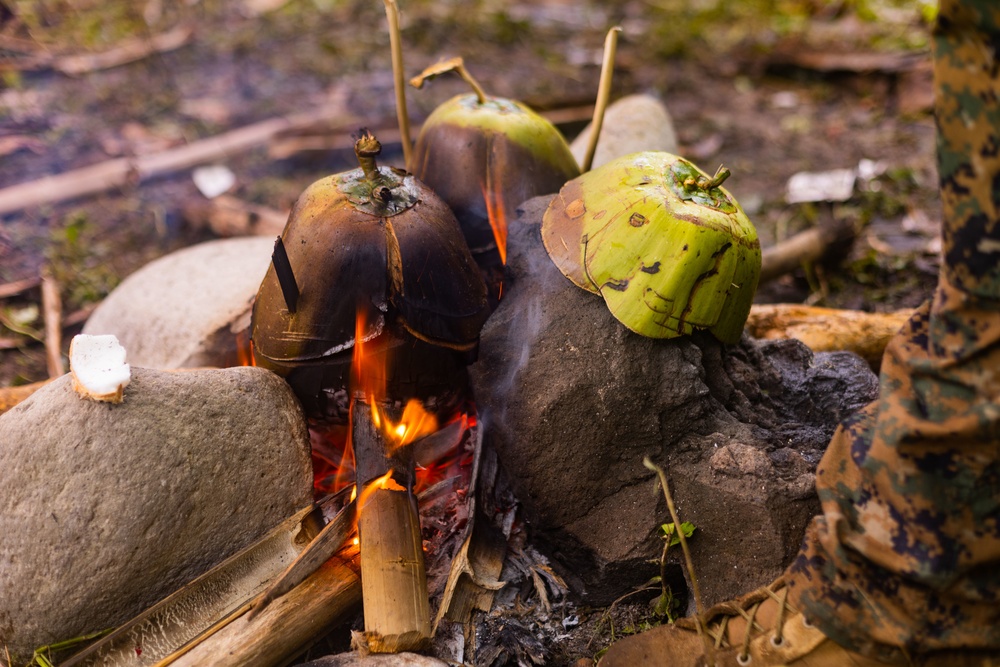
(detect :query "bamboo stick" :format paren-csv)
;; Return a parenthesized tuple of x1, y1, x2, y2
(352, 400, 431, 653)
(61, 505, 324, 667)
(248, 497, 357, 619)
(163, 546, 361, 667)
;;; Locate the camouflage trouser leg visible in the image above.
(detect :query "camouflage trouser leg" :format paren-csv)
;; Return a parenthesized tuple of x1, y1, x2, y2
(786, 0, 1000, 659)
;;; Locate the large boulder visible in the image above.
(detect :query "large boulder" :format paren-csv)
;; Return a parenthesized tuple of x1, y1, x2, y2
(0, 365, 313, 661)
(83, 237, 274, 368)
(468, 196, 878, 606)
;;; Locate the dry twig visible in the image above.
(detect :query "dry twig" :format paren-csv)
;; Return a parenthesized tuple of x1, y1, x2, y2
(0, 109, 360, 216)
(760, 216, 856, 284)
(0, 276, 41, 299)
(41, 271, 64, 377)
(54, 25, 194, 76)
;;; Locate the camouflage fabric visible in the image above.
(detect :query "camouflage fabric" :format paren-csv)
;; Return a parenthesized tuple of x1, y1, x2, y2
(787, 0, 1000, 659)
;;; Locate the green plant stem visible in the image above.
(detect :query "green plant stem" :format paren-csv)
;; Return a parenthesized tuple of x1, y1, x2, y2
(660, 536, 671, 603)
(643, 456, 715, 664)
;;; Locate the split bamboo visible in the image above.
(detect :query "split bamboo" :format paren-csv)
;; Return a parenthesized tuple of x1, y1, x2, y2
(352, 400, 432, 653)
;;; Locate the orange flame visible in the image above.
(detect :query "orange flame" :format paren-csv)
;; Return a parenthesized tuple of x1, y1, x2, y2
(351, 305, 438, 451)
(482, 171, 508, 265)
(370, 398, 438, 450)
(355, 470, 406, 514)
(352, 307, 386, 401)
(235, 328, 256, 367)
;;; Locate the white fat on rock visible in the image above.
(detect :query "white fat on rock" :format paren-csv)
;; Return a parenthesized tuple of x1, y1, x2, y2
(69, 334, 132, 403)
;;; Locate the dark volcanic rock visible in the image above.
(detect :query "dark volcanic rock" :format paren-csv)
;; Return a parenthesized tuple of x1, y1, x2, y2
(468, 196, 878, 606)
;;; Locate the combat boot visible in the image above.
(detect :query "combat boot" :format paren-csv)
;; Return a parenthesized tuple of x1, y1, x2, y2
(597, 577, 1000, 667)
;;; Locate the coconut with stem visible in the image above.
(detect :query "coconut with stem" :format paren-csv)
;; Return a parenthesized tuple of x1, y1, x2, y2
(250, 131, 489, 420)
(407, 57, 581, 302)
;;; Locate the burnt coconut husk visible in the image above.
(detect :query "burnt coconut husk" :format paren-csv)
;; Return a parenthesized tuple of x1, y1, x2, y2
(251, 132, 490, 421)
(409, 59, 580, 305)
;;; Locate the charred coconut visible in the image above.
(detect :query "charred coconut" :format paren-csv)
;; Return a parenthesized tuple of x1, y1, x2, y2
(250, 131, 490, 421)
(409, 58, 581, 303)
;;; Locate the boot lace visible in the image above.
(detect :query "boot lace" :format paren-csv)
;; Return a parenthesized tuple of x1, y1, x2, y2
(676, 578, 794, 666)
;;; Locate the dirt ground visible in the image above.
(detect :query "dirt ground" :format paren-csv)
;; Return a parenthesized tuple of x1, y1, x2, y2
(0, 0, 943, 663)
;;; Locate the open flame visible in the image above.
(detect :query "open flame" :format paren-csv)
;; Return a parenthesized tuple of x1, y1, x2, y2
(482, 170, 508, 265)
(352, 308, 438, 452)
(235, 328, 256, 367)
(239, 306, 469, 499)
(370, 399, 438, 450)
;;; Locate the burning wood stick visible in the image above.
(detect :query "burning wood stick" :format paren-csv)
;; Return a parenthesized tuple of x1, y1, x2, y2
(432, 424, 506, 633)
(352, 399, 432, 654)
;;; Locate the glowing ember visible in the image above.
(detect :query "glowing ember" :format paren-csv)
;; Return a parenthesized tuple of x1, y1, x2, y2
(481, 172, 508, 265)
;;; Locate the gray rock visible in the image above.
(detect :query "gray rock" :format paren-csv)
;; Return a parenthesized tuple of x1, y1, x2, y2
(83, 237, 274, 368)
(569, 94, 678, 170)
(0, 366, 312, 661)
(468, 196, 878, 606)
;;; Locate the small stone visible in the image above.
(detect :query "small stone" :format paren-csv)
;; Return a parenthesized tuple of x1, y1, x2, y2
(0, 366, 312, 661)
(569, 94, 678, 170)
(710, 443, 775, 477)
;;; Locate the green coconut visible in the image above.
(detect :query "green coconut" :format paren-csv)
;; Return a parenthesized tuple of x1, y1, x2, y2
(541, 152, 761, 344)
